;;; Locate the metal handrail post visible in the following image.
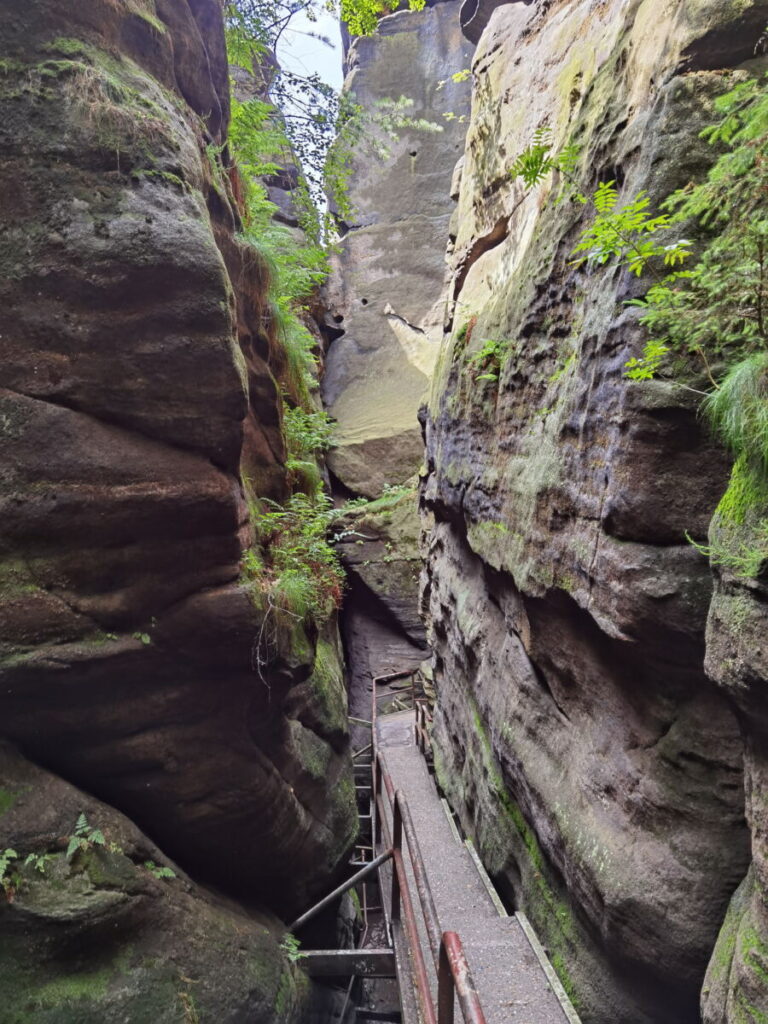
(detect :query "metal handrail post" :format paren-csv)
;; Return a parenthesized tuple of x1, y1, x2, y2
(390, 794, 403, 922)
(438, 938, 455, 1024)
(439, 932, 487, 1024)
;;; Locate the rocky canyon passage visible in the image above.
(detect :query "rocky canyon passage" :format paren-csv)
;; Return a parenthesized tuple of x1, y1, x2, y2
(1, 1, 767, 1023)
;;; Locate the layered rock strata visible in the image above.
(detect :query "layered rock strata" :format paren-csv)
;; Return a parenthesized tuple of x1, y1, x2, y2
(0, 745, 312, 1023)
(0, 1, 356, 1015)
(422, 1, 767, 1021)
(322, 0, 473, 498)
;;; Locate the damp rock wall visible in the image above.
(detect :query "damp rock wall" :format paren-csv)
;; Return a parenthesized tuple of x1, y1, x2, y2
(420, 1, 768, 1022)
(0, 2, 356, 1018)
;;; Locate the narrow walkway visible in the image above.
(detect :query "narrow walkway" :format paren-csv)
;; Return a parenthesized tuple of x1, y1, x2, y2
(377, 710, 580, 1024)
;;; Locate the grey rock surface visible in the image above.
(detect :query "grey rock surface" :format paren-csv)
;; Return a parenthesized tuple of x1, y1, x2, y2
(421, 1, 764, 1020)
(322, 0, 473, 497)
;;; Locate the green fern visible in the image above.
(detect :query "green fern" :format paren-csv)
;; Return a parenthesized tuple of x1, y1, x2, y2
(144, 860, 176, 881)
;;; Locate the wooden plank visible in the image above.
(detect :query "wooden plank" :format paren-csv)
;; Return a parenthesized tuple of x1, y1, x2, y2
(303, 949, 396, 977)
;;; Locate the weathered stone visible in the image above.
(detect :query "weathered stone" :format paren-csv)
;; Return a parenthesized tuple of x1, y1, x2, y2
(322, 0, 473, 497)
(422, 1, 763, 1020)
(703, 458, 768, 1022)
(336, 484, 429, 738)
(0, 0, 356, 933)
(0, 746, 312, 1024)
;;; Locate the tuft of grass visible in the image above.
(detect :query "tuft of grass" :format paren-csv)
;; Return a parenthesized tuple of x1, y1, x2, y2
(704, 352, 768, 473)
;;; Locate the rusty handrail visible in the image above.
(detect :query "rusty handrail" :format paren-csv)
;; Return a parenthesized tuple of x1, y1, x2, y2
(396, 790, 442, 966)
(375, 764, 438, 1024)
(368, 669, 486, 1024)
(438, 932, 487, 1024)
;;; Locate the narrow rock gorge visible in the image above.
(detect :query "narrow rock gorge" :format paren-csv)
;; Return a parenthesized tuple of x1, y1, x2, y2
(2, 0, 768, 1022)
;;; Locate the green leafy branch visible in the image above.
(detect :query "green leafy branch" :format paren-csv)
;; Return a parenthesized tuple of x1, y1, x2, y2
(280, 932, 306, 963)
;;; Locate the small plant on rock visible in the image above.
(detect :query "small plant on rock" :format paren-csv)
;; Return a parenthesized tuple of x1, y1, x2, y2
(24, 852, 52, 875)
(144, 859, 177, 881)
(280, 932, 306, 963)
(66, 813, 106, 861)
(468, 337, 505, 383)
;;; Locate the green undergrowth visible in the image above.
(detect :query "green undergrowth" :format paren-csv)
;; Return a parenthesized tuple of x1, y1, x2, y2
(342, 483, 414, 518)
(225, 21, 344, 637)
(242, 487, 345, 628)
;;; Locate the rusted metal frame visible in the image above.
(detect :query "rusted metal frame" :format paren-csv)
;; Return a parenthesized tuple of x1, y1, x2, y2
(289, 848, 393, 932)
(374, 758, 437, 1024)
(437, 932, 487, 1024)
(413, 699, 433, 758)
(394, 791, 442, 967)
(375, 695, 487, 1024)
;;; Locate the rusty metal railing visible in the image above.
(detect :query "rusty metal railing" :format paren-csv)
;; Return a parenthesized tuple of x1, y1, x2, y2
(371, 671, 487, 1024)
(291, 669, 486, 1022)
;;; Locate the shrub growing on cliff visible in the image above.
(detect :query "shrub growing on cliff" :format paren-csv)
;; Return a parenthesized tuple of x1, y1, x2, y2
(247, 492, 345, 623)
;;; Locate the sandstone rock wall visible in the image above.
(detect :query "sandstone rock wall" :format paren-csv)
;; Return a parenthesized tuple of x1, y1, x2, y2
(0, 745, 313, 1023)
(421, 1, 768, 1021)
(0, 2, 356, 1016)
(322, 0, 473, 499)
(322, 0, 473, 718)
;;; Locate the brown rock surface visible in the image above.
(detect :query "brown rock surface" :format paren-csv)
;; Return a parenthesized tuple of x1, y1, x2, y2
(0, 0, 356, 926)
(0, 744, 312, 1023)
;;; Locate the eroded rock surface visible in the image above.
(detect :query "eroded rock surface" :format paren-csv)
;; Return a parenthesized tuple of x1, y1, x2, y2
(0, 0, 355, 930)
(322, 0, 473, 497)
(0, 745, 311, 1024)
(422, 1, 764, 1020)
(336, 485, 428, 723)
(701, 466, 768, 1024)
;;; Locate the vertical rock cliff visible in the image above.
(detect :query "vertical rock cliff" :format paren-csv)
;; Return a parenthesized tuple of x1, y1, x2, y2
(0, 1, 355, 1018)
(325, 0, 473, 702)
(323, 0, 473, 498)
(417, 1, 767, 1022)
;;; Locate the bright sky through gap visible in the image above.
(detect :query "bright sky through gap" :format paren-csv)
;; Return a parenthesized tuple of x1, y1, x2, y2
(276, 9, 344, 91)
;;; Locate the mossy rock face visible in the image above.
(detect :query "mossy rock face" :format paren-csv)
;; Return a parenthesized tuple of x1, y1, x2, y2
(704, 460, 768, 1024)
(701, 866, 768, 1024)
(0, 0, 355, 924)
(0, 745, 311, 1024)
(420, 0, 764, 1022)
(336, 483, 426, 644)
